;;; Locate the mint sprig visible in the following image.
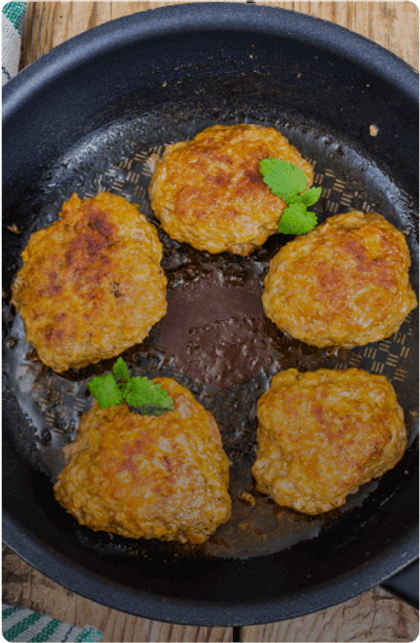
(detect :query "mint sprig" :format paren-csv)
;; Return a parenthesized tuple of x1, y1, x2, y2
(87, 357, 175, 416)
(260, 158, 322, 235)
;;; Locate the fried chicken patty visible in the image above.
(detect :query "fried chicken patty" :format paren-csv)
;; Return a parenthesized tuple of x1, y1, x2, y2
(54, 378, 232, 543)
(11, 192, 167, 372)
(252, 368, 407, 515)
(149, 123, 314, 256)
(262, 211, 417, 348)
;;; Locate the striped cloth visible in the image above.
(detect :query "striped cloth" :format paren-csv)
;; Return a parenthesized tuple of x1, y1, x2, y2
(2, 604, 103, 643)
(2, 1, 26, 84)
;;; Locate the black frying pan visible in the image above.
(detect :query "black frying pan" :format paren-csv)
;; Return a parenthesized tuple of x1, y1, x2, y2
(3, 3, 419, 626)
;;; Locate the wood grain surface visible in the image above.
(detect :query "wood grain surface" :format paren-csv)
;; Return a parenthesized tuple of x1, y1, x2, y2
(4, 2, 419, 642)
(19, 1, 420, 71)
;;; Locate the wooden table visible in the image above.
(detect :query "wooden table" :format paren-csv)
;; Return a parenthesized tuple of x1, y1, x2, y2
(3, 2, 419, 641)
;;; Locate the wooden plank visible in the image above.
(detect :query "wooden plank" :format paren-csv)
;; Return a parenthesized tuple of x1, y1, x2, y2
(242, 586, 419, 642)
(20, 2, 419, 70)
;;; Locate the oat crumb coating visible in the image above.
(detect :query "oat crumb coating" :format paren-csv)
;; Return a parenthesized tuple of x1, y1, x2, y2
(54, 378, 232, 543)
(149, 123, 313, 256)
(262, 210, 417, 348)
(253, 368, 407, 515)
(11, 193, 167, 372)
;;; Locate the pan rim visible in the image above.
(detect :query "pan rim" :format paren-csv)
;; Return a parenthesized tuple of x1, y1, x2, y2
(3, 2, 419, 116)
(3, 510, 418, 626)
(3, 0, 419, 626)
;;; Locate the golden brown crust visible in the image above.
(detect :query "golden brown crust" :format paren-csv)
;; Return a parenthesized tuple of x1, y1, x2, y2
(149, 124, 314, 255)
(262, 211, 417, 347)
(11, 193, 167, 372)
(54, 378, 232, 543)
(252, 368, 407, 515)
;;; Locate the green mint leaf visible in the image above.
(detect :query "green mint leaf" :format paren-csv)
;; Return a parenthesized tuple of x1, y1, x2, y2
(278, 202, 307, 233)
(125, 376, 175, 413)
(113, 356, 130, 382)
(260, 158, 307, 202)
(87, 358, 174, 415)
(120, 380, 132, 399)
(87, 373, 124, 410)
(279, 202, 318, 235)
(298, 186, 322, 208)
(260, 156, 322, 235)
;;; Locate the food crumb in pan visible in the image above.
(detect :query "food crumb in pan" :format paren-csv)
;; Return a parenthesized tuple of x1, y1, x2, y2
(7, 223, 21, 234)
(239, 491, 256, 506)
(369, 124, 379, 136)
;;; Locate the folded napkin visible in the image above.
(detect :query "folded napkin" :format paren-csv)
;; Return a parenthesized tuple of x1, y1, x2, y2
(2, 1, 26, 84)
(2, 604, 103, 643)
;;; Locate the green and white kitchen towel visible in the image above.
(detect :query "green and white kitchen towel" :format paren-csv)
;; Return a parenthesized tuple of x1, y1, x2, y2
(2, 1, 26, 84)
(2, 604, 103, 642)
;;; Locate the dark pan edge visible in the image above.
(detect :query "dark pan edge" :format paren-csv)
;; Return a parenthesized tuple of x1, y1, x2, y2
(381, 560, 419, 610)
(3, 509, 418, 626)
(3, 2, 418, 117)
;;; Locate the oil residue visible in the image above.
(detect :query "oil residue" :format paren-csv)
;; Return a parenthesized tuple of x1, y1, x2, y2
(3, 109, 418, 561)
(160, 267, 276, 387)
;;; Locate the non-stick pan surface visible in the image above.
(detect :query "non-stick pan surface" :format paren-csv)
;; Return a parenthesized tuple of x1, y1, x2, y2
(3, 3, 419, 626)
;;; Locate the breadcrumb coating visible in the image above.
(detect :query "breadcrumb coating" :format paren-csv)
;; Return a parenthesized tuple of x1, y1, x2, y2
(262, 211, 417, 347)
(253, 368, 407, 515)
(149, 123, 313, 255)
(54, 378, 232, 543)
(11, 192, 167, 372)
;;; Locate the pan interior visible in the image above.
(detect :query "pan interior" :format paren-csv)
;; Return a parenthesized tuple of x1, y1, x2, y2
(3, 97, 418, 563)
